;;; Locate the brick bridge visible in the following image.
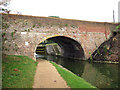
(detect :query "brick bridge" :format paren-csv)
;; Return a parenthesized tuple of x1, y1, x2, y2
(2, 14, 118, 60)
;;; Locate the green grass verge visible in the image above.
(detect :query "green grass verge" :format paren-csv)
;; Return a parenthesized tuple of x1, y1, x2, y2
(2, 55, 38, 88)
(50, 61, 97, 89)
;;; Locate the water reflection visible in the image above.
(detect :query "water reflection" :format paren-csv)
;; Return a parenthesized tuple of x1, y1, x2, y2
(36, 54, 119, 88)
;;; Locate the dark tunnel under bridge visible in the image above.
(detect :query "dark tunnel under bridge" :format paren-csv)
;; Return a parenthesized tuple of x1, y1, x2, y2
(36, 36, 85, 60)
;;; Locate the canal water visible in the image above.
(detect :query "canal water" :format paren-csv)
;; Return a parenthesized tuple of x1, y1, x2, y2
(36, 54, 119, 88)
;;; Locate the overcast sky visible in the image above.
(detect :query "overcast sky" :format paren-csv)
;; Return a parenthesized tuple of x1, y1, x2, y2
(5, 0, 120, 22)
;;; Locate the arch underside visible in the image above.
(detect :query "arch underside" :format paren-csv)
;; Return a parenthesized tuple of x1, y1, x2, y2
(46, 36, 85, 60)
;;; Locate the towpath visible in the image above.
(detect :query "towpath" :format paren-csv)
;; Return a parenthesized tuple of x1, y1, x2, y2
(33, 59, 69, 88)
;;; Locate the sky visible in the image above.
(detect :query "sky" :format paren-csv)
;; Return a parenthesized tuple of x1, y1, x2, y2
(2, 0, 120, 22)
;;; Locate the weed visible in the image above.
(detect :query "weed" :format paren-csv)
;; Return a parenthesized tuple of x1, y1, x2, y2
(38, 23, 41, 27)
(116, 24, 120, 29)
(11, 32, 14, 37)
(24, 29, 27, 32)
(3, 38, 7, 41)
(104, 45, 108, 53)
(89, 51, 93, 62)
(15, 44, 17, 47)
(109, 51, 113, 55)
(2, 32, 6, 37)
(32, 24, 36, 28)
(65, 24, 68, 26)
(97, 49, 100, 55)
(104, 56, 107, 60)
(2, 22, 10, 29)
(28, 29, 30, 32)
(22, 22, 27, 27)
(71, 25, 75, 28)
(9, 44, 11, 47)
(14, 29, 17, 32)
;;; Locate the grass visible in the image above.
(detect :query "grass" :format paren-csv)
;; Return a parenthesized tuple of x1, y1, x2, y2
(46, 43, 58, 46)
(2, 55, 38, 88)
(50, 61, 97, 89)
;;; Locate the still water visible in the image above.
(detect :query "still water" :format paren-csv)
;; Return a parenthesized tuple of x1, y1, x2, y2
(36, 54, 119, 88)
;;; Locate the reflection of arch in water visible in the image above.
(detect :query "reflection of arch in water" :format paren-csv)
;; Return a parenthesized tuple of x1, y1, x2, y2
(35, 36, 85, 60)
(59, 57, 85, 76)
(81, 62, 118, 88)
(92, 63, 118, 88)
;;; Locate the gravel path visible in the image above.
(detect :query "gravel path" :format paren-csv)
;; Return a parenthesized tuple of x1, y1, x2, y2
(33, 59, 70, 88)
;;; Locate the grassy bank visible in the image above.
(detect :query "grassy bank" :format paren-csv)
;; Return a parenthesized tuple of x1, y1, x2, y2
(2, 55, 38, 88)
(50, 61, 97, 89)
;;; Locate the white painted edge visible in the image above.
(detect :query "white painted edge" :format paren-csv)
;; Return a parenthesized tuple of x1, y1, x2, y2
(21, 32, 27, 34)
(25, 42, 29, 46)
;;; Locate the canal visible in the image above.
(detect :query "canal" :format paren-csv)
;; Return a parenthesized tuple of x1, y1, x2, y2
(36, 54, 119, 88)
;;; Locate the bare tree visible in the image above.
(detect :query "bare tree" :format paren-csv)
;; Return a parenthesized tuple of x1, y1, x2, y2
(0, 0, 11, 13)
(0, 0, 11, 6)
(0, 0, 21, 14)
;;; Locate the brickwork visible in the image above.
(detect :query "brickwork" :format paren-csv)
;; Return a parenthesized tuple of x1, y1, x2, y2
(2, 14, 118, 60)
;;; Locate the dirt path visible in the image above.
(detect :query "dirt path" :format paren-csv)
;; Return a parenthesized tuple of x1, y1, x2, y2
(33, 59, 70, 88)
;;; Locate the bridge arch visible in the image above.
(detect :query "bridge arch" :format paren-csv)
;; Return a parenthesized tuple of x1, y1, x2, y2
(34, 36, 85, 60)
